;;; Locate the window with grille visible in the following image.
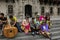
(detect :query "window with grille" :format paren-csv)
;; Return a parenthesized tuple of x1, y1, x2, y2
(41, 7, 44, 15)
(58, 8, 60, 15)
(49, 0, 53, 5)
(50, 7, 53, 15)
(39, 0, 44, 5)
(8, 5, 13, 15)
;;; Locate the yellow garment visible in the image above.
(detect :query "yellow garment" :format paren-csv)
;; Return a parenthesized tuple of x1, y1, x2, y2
(40, 21, 43, 24)
(11, 16, 17, 22)
(21, 26, 25, 30)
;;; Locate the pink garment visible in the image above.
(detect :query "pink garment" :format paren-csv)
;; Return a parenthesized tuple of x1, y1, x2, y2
(22, 19, 30, 30)
(39, 15, 45, 21)
(25, 23, 30, 30)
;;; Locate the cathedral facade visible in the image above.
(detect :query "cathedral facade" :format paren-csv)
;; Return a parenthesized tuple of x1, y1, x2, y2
(0, 0, 60, 21)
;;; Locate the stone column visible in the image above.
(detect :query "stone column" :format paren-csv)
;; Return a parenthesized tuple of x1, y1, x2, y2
(53, 6, 57, 16)
(45, 5, 50, 15)
(14, 0, 19, 16)
(18, 0, 24, 22)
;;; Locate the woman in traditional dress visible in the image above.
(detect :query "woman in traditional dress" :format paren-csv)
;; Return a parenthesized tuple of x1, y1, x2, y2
(39, 14, 45, 21)
(40, 19, 50, 38)
(45, 13, 51, 29)
(34, 16, 40, 34)
(22, 17, 31, 34)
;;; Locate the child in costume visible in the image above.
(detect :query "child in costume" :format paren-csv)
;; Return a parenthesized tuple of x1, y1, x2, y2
(22, 17, 31, 34)
(30, 17, 36, 35)
(34, 16, 40, 34)
(40, 20, 50, 38)
(39, 15, 45, 21)
(45, 13, 52, 29)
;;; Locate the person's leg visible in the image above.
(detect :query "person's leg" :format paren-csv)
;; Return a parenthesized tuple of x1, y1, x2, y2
(35, 25, 40, 35)
(39, 29, 41, 34)
(1, 24, 4, 36)
(41, 31, 48, 38)
(31, 27, 35, 35)
(45, 32, 50, 38)
(15, 22, 22, 32)
(24, 29, 29, 34)
(41, 31, 50, 38)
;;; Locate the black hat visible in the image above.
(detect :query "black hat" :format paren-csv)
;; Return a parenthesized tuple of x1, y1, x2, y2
(0, 13, 4, 16)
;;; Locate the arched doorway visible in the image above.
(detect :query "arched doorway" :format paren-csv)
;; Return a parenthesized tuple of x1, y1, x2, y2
(25, 5, 32, 17)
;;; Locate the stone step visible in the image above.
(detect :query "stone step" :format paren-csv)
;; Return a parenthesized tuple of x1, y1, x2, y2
(51, 22, 60, 27)
(51, 20, 60, 23)
(51, 20, 60, 22)
(50, 17, 60, 40)
(50, 17, 60, 20)
(51, 30, 60, 34)
(51, 35, 60, 40)
(50, 27, 60, 32)
(51, 22, 60, 25)
(52, 33, 60, 37)
(16, 33, 47, 39)
(0, 32, 49, 39)
(36, 39, 50, 40)
(51, 24, 60, 28)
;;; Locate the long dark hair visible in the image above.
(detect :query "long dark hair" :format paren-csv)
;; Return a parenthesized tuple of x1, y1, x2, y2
(45, 13, 50, 21)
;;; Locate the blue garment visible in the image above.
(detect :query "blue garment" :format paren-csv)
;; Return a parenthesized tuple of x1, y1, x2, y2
(15, 22, 22, 32)
(41, 24, 49, 32)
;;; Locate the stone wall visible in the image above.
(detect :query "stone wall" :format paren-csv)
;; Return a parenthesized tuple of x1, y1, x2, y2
(16, 0, 40, 22)
(0, 0, 59, 22)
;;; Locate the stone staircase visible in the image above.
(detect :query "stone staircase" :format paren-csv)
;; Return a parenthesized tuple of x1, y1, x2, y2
(50, 16, 60, 40)
(0, 32, 50, 40)
(1, 16, 60, 40)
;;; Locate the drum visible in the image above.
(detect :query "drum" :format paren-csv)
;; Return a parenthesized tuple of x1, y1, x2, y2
(3, 24, 18, 38)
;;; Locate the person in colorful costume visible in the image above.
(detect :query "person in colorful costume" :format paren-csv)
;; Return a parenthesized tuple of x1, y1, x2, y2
(45, 13, 52, 29)
(40, 20, 50, 38)
(21, 17, 31, 34)
(9, 15, 21, 32)
(30, 17, 36, 35)
(39, 15, 45, 21)
(34, 16, 40, 34)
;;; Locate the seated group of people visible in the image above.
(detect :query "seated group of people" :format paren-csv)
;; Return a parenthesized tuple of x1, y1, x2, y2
(0, 13, 51, 38)
(21, 14, 51, 38)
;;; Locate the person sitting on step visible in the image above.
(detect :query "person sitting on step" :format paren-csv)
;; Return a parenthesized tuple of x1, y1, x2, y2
(40, 19, 50, 38)
(34, 15, 40, 35)
(39, 14, 45, 21)
(9, 15, 22, 32)
(30, 17, 36, 35)
(45, 13, 51, 29)
(0, 13, 7, 35)
(21, 16, 31, 34)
